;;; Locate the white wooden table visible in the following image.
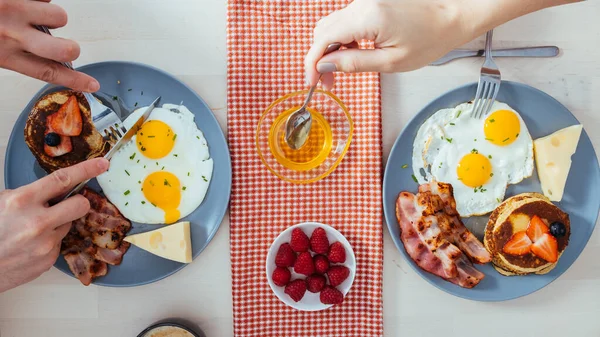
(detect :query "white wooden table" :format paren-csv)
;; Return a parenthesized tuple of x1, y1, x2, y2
(1, 1, 599, 336)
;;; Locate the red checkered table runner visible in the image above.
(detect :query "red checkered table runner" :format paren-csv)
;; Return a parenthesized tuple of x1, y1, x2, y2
(227, 1, 384, 336)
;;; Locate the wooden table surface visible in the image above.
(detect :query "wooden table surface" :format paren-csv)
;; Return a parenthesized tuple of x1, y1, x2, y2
(1, 1, 599, 336)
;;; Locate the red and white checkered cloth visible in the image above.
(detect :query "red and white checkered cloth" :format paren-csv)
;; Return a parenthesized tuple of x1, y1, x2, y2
(227, 1, 383, 336)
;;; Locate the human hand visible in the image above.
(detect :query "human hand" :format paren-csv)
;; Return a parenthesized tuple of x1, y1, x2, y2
(0, 0, 99, 92)
(0, 158, 109, 293)
(305, 0, 579, 90)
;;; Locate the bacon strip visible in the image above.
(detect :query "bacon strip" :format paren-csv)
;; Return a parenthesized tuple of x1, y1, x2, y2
(396, 181, 490, 289)
(60, 188, 131, 286)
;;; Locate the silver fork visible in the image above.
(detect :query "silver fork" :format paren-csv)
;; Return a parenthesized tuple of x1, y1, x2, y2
(471, 30, 501, 119)
(35, 25, 123, 142)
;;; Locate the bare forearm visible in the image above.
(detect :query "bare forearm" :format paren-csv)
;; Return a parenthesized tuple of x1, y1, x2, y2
(457, 0, 582, 40)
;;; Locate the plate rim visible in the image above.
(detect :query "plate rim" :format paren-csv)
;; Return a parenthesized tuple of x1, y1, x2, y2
(382, 80, 600, 301)
(3, 60, 232, 287)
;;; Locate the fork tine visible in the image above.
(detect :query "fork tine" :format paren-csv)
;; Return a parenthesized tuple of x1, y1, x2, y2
(472, 81, 484, 118)
(474, 81, 489, 119)
(480, 82, 494, 118)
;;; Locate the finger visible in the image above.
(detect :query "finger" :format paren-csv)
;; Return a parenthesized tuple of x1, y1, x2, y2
(21, 30, 80, 63)
(3, 51, 100, 92)
(24, 1, 68, 28)
(316, 48, 398, 73)
(22, 158, 109, 202)
(45, 195, 89, 229)
(320, 73, 335, 91)
(53, 222, 72, 240)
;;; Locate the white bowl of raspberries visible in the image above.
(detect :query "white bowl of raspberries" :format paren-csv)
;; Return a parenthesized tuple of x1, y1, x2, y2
(266, 222, 356, 311)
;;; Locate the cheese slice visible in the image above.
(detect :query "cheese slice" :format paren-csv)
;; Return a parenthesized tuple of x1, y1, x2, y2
(124, 221, 192, 263)
(533, 125, 582, 201)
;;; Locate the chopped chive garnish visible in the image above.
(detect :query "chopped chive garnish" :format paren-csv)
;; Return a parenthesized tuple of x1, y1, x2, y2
(130, 153, 136, 160)
(164, 179, 171, 187)
(445, 138, 453, 143)
(112, 96, 118, 101)
(474, 139, 477, 142)
(147, 135, 155, 138)
(134, 102, 138, 107)
(485, 138, 493, 141)
(125, 202, 129, 206)
(411, 175, 418, 183)
(144, 165, 146, 168)
(161, 166, 165, 170)
(471, 149, 478, 154)
(141, 91, 144, 95)
(173, 154, 178, 157)
(196, 136, 200, 140)
(488, 155, 492, 159)
(173, 134, 178, 141)
(137, 159, 140, 163)
(401, 164, 408, 169)
(497, 198, 502, 203)
(128, 88, 132, 92)
(138, 180, 141, 184)
(151, 203, 157, 207)
(156, 162, 159, 166)
(502, 138, 510, 142)
(516, 133, 519, 138)
(490, 173, 494, 177)
(182, 186, 187, 191)
(125, 170, 130, 176)
(489, 119, 495, 123)
(449, 123, 455, 126)
(187, 172, 190, 176)
(150, 181, 155, 186)
(124, 190, 130, 195)
(202, 175, 208, 182)
(141, 201, 146, 204)
(140, 146, 146, 152)
(456, 111, 462, 117)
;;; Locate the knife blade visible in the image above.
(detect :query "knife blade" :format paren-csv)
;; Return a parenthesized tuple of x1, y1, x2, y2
(61, 96, 161, 200)
(430, 46, 559, 66)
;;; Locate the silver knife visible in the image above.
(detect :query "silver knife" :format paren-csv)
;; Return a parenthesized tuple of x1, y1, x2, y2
(430, 46, 559, 66)
(61, 97, 161, 200)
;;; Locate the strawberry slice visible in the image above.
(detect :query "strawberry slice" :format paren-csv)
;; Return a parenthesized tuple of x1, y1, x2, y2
(531, 233, 558, 263)
(47, 96, 82, 136)
(526, 215, 549, 242)
(44, 127, 72, 157)
(503, 231, 532, 256)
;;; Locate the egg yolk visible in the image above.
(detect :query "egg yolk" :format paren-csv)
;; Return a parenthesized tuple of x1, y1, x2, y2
(484, 109, 521, 146)
(142, 171, 181, 224)
(136, 120, 175, 159)
(456, 153, 492, 188)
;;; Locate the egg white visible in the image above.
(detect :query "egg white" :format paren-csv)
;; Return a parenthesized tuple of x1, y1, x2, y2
(412, 101, 534, 217)
(97, 104, 213, 224)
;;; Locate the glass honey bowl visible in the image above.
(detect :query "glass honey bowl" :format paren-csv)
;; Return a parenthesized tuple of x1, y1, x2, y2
(256, 90, 353, 184)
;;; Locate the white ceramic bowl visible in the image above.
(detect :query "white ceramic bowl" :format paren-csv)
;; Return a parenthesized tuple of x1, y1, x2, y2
(265, 222, 356, 311)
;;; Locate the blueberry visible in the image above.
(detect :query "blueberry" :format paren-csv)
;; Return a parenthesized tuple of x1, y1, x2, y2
(44, 132, 61, 147)
(550, 222, 567, 237)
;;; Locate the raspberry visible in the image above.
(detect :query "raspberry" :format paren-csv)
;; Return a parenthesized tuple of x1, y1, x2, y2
(328, 241, 346, 263)
(327, 265, 350, 287)
(320, 286, 344, 305)
(275, 243, 296, 267)
(314, 254, 330, 274)
(293, 252, 315, 276)
(290, 228, 310, 252)
(307, 274, 326, 293)
(310, 227, 330, 254)
(284, 279, 307, 302)
(271, 267, 291, 287)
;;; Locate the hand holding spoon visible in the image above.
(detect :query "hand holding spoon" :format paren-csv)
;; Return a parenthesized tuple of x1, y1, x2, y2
(285, 42, 342, 150)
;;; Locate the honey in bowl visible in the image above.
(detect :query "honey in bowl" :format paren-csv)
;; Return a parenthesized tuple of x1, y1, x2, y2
(268, 106, 332, 171)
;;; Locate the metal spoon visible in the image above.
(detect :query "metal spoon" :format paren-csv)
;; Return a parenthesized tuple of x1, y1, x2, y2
(285, 42, 342, 150)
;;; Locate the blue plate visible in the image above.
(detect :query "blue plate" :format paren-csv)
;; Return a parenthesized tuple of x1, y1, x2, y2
(4, 61, 231, 287)
(383, 81, 600, 301)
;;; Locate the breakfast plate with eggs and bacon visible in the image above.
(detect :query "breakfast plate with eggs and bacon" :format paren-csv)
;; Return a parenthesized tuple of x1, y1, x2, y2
(4, 61, 231, 287)
(383, 81, 600, 301)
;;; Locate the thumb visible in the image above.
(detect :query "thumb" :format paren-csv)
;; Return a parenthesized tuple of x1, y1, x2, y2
(316, 48, 396, 74)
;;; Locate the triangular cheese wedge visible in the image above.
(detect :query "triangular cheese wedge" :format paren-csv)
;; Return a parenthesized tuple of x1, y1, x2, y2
(534, 125, 582, 201)
(124, 221, 192, 263)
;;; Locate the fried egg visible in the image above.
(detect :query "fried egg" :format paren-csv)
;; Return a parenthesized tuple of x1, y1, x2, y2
(412, 101, 534, 217)
(97, 104, 213, 224)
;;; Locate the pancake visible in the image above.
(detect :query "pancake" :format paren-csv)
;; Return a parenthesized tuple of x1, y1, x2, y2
(484, 192, 570, 275)
(24, 90, 109, 173)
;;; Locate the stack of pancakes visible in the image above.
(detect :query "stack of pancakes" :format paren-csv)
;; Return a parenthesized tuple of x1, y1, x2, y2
(484, 193, 570, 276)
(24, 90, 109, 173)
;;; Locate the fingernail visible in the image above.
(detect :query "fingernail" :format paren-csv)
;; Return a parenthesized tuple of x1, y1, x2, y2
(87, 80, 100, 92)
(97, 158, 109, 171)
(317, 62, 337, 73)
